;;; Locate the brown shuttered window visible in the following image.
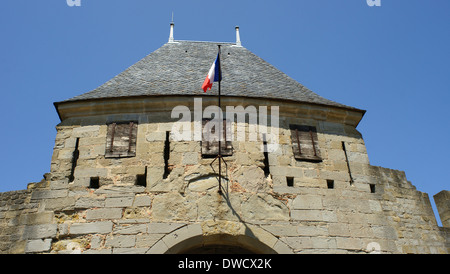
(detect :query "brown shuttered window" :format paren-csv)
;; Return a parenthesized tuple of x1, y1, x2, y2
(105, 121, 138, 158)
(202, 118, 233, 157)
(289, 124, 321, 162)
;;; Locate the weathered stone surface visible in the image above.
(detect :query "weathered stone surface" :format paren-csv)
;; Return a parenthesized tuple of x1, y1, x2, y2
(105, 196, 134, 208)
(241, 194, 289, 221)
(70, 221, 113, 235)
(233, 166, 267, 192)
(86, 208, 123, 220)
(24, 224, 57, 239)
(2, 96, 449, 254)
(105, 235, 136, 248)
(152, 193, 197, 221)
(133, 195, 151, 207)
(25, 239, 52, 253)
(113, 224, 147, 235)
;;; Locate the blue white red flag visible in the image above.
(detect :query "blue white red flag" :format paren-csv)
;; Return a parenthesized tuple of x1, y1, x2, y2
(202, 53, 222, 92)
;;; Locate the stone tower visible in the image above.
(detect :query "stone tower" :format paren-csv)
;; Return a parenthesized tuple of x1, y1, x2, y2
(0, 25, 449, 254)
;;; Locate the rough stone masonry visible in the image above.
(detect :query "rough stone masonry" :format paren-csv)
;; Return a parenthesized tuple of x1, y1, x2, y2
(0, 39, 449, 254)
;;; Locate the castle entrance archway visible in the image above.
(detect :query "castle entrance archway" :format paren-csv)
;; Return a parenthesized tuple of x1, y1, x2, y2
(146, 222, 293, 254)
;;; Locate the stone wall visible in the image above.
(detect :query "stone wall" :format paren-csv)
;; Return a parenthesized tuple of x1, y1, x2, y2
(1, 104, 449, 254)
(0, 186, 40, 254)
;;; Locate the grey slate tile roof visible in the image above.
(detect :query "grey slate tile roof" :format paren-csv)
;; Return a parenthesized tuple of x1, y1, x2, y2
(59, 40, 361, 111)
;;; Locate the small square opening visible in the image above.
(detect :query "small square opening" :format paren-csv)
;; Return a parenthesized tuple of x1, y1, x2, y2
(136, 174, 147, 187)
(370, 184, 376, 193)
(89, 177, 100, 189)
(327, 180, 334, 189)
(286, 177, 294, 187)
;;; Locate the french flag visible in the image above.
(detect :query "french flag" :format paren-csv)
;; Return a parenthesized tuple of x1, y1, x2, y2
(202, 52, 222, 92)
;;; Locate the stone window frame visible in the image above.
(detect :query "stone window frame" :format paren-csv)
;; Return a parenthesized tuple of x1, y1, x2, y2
(105, 121, 138, 158)
(289, 124, 322, 162)
(201, 118, 233, 158)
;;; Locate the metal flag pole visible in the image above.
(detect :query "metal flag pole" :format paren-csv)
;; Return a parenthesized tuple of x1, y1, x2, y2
(217, 45, 222, 194)
(209, 45, 227, 194)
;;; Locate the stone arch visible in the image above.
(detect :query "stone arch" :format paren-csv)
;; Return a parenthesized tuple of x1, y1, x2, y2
(146, 221, 293, 254)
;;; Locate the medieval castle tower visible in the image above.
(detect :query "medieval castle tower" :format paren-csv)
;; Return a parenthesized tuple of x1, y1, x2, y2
(0, 24, 449, 254)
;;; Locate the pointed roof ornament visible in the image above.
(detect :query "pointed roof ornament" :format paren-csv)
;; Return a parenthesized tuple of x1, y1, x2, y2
(235, 26, 242, 47)
(168, 12, 175, 43)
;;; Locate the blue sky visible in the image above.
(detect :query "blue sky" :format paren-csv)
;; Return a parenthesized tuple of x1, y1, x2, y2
(1, 0, 449, 224)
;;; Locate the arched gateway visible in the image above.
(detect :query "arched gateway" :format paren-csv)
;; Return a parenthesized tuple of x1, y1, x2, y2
(147, 222, 293, 254)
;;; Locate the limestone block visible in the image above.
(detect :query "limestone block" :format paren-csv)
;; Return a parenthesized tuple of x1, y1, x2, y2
(105, 196, 134, 208)
(133, 195, 151, 207)
(72, 126, 100, 138)
(336, 237, 363, 251)
(284, 237, 313, 250)
(75, 197, 106, 209)
(297, 225, 328, 236)
(291, 210, 323, 221)
(147, 223, 185, 234)
(86, 208, 123, 220)
(292, 195, 323, 210)
(146, 131, 166, 142)
(44, 197, 76, 211)
(233, 166, 267, 193)
(113, 224, 147, 235)
(25, 239, 52, 253)
(147, 166, 164, 190)
(311, 237, 337, 249)
(182, 152, 199, 165)
(261, 225, 298, 237)
(19, 212, 54, 225)
(70, 221, 113, 235)
(327, 223, 350, 237)
(197, 193, 242, 222)
(73, 167, 108, 179)
(188, 176, 218, 192)
(105, 235, 136, 248)
(24, 224, 57, 239)
(241, 194, 289, 221)
(31, 189, 68, 200)
(94, 185, 145, 196)
(151, 193, 197, 221)
(136, 234, 165, 248)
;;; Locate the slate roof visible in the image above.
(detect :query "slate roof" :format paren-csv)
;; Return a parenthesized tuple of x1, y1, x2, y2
(58, 40, 361, 111)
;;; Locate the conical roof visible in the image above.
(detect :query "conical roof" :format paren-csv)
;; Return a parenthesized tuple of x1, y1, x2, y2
(58, 40, 362, 112)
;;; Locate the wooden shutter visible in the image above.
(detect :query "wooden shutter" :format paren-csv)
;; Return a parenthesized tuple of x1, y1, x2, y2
(105, 122, 138, 158)
(201, 119, 233, 157)
(289, 124, 321, 162)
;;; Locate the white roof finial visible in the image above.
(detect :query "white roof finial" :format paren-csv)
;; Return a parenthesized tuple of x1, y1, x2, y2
(235, 26, 242, 47)
(168, 12, 175, 43)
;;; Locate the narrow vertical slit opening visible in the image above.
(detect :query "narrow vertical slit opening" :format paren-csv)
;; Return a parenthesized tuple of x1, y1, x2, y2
(370, 184, 376, 193)
(69, 138, 80, 183)
(262, 136, 270, 177)
(342, 141, 354, 185)
(163, 131, 171, 179)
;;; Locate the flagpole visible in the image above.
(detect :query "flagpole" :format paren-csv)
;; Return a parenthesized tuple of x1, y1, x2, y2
(217, 45, 222, 194)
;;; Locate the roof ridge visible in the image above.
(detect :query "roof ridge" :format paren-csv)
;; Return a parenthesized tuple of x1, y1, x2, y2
(173, 40, 236, 45)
